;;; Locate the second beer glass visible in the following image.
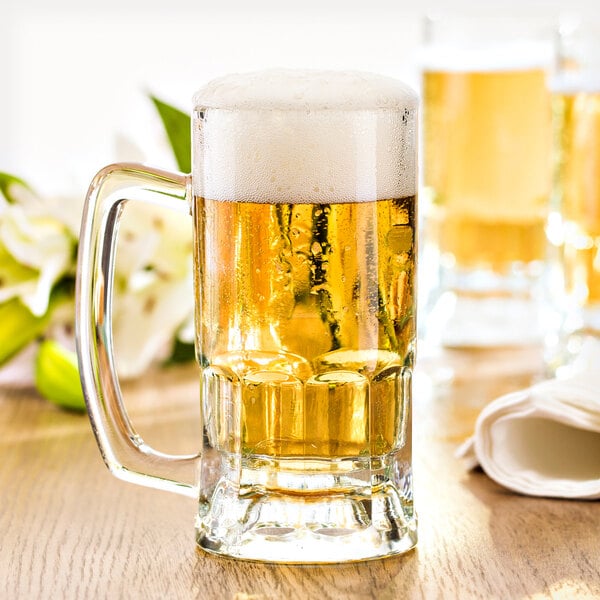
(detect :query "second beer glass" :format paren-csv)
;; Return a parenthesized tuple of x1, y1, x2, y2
(421, 16, 553, 349)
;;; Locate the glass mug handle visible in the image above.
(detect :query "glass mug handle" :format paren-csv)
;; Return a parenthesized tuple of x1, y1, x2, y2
(76, 163, 200, 498)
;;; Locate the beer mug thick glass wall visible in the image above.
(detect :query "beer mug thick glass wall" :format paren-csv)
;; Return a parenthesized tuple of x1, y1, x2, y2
(76, 70, 418, 563)
(421, 16, 553, 348)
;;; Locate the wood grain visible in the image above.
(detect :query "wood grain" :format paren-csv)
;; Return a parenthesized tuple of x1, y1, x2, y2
(1, 352, 599, 600)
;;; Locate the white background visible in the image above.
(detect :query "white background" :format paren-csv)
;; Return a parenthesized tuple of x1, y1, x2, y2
(1, 0, 599, 197)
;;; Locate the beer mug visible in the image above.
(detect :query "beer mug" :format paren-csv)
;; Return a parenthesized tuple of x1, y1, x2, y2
(76, 70, 418, 563)
(420, 16, 554, 349)
(549, 20, 600, 371)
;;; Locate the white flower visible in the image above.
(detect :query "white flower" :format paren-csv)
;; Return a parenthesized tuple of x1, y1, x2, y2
(111, 201, 194, 378)
(0, 182, 75, 317)
(0, 146, 195, 382)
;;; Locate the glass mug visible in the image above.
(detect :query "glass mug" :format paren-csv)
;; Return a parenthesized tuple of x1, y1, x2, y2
(549, 19, 600, 372)
(76, 70, 418, 563)
(420, 15, 554, 349)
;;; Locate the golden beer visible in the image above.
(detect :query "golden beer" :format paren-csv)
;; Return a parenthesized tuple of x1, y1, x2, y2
(195, 196, 415, 461)
(423, 68, 552, 270)
(554, 90, 600, 305)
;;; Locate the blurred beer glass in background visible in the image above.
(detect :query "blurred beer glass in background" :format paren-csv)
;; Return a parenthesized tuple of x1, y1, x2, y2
(420, 15, 554, 351)
(549, 19, 600, 372)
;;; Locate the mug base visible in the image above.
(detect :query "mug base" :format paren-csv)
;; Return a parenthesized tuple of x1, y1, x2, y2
(196, 526, 418, 564)
(423, 263, 548, 349)
(195, 485, 417, 563)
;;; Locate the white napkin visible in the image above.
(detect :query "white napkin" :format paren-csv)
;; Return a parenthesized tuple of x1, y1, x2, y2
(457, 338, 600, 499)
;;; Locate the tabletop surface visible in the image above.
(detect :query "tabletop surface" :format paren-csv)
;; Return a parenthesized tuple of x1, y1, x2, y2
(2, 346, 599, 600)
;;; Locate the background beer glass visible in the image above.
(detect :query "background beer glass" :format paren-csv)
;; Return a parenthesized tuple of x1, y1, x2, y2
(550, 20, 600, 370)
(420, 15, 554, 349)
(76, 70, 418, 562)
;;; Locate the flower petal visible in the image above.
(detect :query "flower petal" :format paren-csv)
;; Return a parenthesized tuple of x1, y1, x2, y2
(112, 273, 194, 379)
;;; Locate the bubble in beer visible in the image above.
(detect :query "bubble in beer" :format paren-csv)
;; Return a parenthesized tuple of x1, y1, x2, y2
(192, 69, 417, 204)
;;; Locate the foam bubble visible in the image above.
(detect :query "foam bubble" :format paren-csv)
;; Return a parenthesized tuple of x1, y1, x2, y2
(192, 70, 417, 203)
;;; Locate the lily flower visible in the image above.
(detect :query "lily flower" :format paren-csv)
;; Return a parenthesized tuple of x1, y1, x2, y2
(111, 199, 194, 378)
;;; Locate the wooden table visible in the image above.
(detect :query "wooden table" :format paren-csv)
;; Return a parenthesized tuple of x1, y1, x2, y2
(2, 348, 599, 599)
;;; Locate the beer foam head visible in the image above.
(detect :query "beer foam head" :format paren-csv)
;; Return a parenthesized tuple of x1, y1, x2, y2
(421, 40, 553, 72)
(194, 69, 418, 111)
(192, 69, 417, 203)
(552, 71, 600, 94)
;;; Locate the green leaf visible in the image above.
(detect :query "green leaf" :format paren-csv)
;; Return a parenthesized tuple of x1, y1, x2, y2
(0, 243, 39, 286)
(150, 96, 191, 173)
(35, 339, 85, 412)
(0, 172, 32, 204)
(164, 338, 196, 366)
(0, 298, 51, 365)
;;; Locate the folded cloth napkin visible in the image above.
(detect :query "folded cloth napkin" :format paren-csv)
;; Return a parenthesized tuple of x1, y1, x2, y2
(457, 338, 600, 499)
